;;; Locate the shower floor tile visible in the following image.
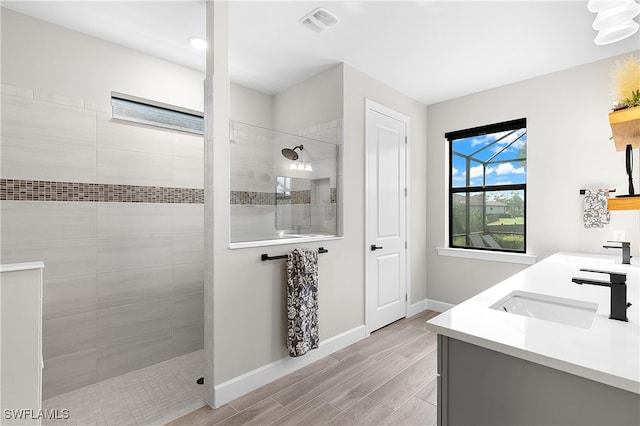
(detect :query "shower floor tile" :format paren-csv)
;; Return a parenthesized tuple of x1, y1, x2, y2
(42, 350, 205, 426)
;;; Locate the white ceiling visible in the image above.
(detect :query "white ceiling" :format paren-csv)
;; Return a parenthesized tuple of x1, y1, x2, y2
(3, 0, 639, 105)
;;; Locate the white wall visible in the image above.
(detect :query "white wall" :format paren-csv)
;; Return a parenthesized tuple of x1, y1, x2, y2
(426, 52, 640, 305)
(343, 64, 429, 306)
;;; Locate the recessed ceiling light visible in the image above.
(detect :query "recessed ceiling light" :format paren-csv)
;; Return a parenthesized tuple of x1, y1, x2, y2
(188, 36, 207, 50)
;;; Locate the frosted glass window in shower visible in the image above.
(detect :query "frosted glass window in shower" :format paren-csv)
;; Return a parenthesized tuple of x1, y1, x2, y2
(229, 121, 341, 245)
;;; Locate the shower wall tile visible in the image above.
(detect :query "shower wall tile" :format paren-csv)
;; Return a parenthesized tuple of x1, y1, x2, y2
(97, 203, 173, 237)
(174, 156, 204, 189)
(173, 204, 205, 234)
(0, 136, 97, 182)
(43, 275, 98, 320)
(97, 329, 173, 381)
(172, 262, 204, 296)
(230, 164, 274, 193)
(43, 312, 97, 359)
(97, 148, 173, 187)
(97, 299, 172, 345)
(172, 320, 204, 358)
(173, 233, 204, 265)
(173, 132, 203, 159)
(33, 90, 86, 109)
(1, 84, 204, 398)
(0, 201, 97, 242)
(172, 292, 204, 327)
(97, 112, 173, 156)
(97, 235, 173, 273)
(1, 83, 34, 99)
(97, 266, 172, 310)
(0, 238, 97, 280)
(230, 142, 273, 167)
(42, 348, 98, 400)
(1, 95, 96, 146)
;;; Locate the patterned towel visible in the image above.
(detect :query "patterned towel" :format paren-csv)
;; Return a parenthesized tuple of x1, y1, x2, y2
(583, 189, 610, 228)
(286, 248, 319, 357)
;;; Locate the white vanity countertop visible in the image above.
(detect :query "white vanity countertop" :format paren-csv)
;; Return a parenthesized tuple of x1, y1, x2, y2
(426, 252, 639, 394)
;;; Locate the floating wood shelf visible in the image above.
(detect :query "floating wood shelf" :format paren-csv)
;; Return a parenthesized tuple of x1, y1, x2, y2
(609, 106, 640, 151)
(608, 196, 640, 211)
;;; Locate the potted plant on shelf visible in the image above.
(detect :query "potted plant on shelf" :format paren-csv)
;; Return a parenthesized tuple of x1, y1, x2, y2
(609, 55, 640, 151)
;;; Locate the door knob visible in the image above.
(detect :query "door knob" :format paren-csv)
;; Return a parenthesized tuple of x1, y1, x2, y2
(370, 244, 383, 251)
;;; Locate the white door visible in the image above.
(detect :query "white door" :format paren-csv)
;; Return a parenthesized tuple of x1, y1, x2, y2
(365, 99, 408, 333)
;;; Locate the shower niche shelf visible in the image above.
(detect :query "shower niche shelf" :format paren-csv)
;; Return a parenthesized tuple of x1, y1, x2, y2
(229, 120, 342, 247)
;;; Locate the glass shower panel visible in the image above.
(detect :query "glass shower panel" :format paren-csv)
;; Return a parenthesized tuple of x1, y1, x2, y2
(229, 121, 341, 245)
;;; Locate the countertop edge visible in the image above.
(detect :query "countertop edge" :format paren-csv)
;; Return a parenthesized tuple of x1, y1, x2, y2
(0, 261, 45, 273)
(425, 321, 640, 394)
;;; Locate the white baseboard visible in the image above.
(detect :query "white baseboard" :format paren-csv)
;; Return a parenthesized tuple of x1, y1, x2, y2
(407, 299, 429, 317)
(408, 298, 456, 317)
(213, 325, 367, 408)
(426, 298, 456, 313)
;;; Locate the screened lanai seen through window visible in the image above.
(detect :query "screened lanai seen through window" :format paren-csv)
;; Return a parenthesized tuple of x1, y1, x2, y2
(446, 118, 527, 253)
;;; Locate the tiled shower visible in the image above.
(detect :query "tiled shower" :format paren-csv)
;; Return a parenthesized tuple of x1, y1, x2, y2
(0, 84, 205, 399)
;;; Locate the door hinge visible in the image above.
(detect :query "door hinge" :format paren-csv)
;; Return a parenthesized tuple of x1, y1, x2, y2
(405, 136, 407, 144)
(404, 187, 407, 196)
(405, 293, 408, 302)
(405, 241, 408, 249)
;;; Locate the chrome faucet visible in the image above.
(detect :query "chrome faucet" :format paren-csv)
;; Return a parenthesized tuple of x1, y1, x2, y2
(603, 241, 631, 265)
(572, 268, 631, 322)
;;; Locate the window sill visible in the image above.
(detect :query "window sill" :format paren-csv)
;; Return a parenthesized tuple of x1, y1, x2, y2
(436, 247, 537, 265)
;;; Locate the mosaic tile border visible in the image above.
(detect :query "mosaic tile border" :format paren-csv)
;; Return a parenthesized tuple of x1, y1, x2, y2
(0, 179, 204, 204)
(231, 189, 336, 206)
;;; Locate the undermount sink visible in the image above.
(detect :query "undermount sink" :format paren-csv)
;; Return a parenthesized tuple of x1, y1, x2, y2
(491, 291, 598, 329)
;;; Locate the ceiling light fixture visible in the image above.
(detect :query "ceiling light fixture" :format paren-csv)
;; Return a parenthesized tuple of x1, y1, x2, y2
(188, 36, 207, 50)
(299, 7, 340, 33)
(587, 0, 640, 45)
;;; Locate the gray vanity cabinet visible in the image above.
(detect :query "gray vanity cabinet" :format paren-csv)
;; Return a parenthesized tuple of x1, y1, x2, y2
(437, 335, 640, 426)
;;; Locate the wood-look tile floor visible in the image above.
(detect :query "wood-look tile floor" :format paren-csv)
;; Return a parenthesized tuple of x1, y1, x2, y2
(167, 310, 440, 426)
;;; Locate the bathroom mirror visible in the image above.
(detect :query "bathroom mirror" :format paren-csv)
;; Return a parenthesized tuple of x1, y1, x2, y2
(229, 121, 341, 246)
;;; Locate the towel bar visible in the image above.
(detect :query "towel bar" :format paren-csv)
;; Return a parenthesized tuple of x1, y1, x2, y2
(261, 247, 328, 261)
(579, 189, 616, 195)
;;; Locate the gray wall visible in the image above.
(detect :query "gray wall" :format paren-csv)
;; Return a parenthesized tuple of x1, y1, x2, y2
(426, 52, 640, 305)
(1, 9, 205, 398)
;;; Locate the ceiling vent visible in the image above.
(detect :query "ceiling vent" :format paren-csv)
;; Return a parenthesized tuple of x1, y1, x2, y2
(300, 7, 340, 33)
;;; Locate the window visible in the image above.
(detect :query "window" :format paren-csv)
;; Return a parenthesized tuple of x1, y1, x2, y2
(111, 92, 204, 135)
(446, 118, 527, 253)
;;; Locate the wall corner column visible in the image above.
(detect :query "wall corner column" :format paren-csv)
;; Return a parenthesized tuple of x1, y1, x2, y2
(204, 0, 230, 408)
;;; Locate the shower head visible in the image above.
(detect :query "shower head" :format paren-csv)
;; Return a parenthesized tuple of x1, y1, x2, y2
(281, 145, 303, 160)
